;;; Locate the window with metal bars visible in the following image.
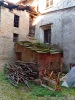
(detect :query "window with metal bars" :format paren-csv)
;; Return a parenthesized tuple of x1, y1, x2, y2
(14, 15, 19, 28)
(46, 0, 53, 8)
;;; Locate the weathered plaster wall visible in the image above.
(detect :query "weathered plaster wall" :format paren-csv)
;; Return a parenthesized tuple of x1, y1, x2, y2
(21, 0, 75, 69)
(61, 8, 75, 67)
(0, 6, 1, 34)
(34, 7, 75, 69)
(39, 0, 75, 13)
(0, 7, 29, 69)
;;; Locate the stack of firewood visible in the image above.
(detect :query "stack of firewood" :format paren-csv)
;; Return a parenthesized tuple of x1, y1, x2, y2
(6, 61, 39, 87)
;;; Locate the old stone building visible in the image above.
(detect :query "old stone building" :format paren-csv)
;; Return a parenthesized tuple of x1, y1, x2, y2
(0, 0, 75, 70)
(21, 0, 75, 70)
(0, 3, 29, 68)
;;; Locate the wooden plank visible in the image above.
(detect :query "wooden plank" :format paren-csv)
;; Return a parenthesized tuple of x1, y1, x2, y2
(43, 77, 56, 85)
(41, 83, 54, 91)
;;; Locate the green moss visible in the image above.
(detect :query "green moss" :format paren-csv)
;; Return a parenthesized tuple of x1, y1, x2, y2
(17, 41, 63, 54)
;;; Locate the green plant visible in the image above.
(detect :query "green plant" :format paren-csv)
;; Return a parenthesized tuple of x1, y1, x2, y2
(0, 72, 75, 100)
(3, 63, 8, 75)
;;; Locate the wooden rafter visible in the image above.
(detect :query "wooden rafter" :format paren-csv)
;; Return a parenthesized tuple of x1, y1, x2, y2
(0, 0, 39, 17)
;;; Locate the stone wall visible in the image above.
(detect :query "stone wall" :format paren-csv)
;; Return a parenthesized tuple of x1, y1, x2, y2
(0, 7, 29, 69)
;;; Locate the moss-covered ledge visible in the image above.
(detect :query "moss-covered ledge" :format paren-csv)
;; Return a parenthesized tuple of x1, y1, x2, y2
(15, 41, 63, 54)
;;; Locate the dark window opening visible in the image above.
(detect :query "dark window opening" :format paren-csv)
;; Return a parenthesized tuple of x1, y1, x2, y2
(13, 33, 19, 42)
(14, 15, 19, 28)
(44, 29, 51, 44)
(16, 52, 22, 61)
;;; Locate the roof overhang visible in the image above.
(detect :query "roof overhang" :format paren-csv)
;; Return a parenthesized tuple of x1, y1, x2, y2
(0, 0, 39, 17)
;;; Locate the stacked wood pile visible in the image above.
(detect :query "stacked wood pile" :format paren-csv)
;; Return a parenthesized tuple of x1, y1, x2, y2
(5, 61, 39, 87)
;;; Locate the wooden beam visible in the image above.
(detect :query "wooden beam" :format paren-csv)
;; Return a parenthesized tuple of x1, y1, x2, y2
(41, 83, 54, 91)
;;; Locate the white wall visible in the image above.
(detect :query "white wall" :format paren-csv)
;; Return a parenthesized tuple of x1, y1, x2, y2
(34, 1, 75, 68)
(38, 0, 75, 13)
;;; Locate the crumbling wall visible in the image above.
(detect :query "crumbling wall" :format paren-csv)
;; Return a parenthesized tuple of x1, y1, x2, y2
(0, 6, 29, 69)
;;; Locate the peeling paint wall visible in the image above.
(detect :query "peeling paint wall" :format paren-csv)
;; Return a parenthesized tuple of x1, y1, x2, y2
(34, 0, 75, 69)
(0, 7, 29, 68)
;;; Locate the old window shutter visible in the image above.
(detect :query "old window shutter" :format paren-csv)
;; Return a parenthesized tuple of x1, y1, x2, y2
(46, 0, 49, 7)
(50, 0, 53, 6)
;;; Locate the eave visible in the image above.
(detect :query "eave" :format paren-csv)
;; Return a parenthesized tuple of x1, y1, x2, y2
(0, 0, 39, 17)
